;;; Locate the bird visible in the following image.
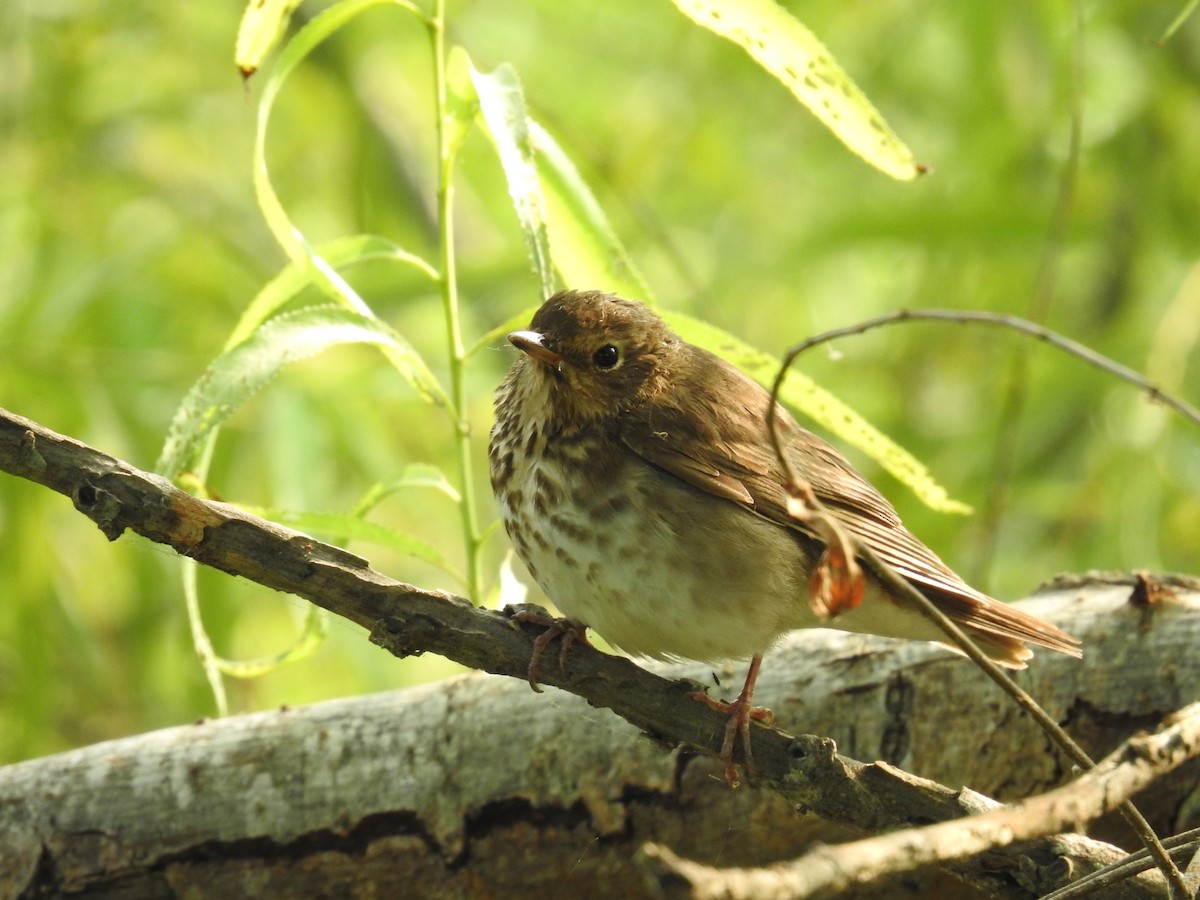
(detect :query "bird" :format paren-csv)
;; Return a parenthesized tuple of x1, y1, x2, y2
(488, 289, 1081, 785)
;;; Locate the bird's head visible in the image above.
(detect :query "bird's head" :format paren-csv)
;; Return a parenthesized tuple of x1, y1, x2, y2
(505, 290, 679, 422)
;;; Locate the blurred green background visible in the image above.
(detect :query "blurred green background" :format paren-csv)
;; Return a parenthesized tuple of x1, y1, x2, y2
(1, 0, 1197, 764)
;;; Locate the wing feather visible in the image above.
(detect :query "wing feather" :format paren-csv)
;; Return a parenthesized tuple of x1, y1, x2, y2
(619, 344, 1080, 659)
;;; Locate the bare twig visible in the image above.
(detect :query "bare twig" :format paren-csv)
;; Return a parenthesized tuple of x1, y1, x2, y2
(766, 308, 1197, 894)
(643, 702, 1200, 899)
(856, 541, 1188, 896)
(1042, 827, 1200, 900)
(770, 308, 1200, 430)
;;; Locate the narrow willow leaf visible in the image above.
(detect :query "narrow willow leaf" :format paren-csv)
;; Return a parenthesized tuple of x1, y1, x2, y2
(290, 233, 448, 409)
(191, 0, 436, 705)
(354, 463, 463, 516)
(469, 61, 557, 299)
(445, 45, 479, 158)
(671, 0, 923, 181)
(216, 603, 330, 678)
(667, 312, 972, 514)
(249, 0, 447, 407)
(260, 509, 463, 581)
(182, 558, 228, 714)
(254, 0, 397, 268)
(235, 0, 303, 77)
(226, 234, 438, 351)
(1158, 0, 1199, 44)
(530, 122, 654, 301)
(158, 306, 444, 478)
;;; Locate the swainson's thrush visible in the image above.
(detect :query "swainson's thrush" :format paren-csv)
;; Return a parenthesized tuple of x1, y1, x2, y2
(489, 290, 1080, 784)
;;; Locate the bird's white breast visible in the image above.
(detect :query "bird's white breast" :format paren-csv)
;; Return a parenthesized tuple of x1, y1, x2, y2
(495, 423, 817, 663)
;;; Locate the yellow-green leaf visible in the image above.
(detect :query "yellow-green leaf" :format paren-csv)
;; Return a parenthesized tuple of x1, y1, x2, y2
(235, 0, 302, 78)
(468, 304, 541, 358)
(354, 464, 462, 515)
(671, 0, 924, 180)
(258, 509, 464, 582)
(226, 234, 437, 351)
(1158, 0, 1199, 44)
(530, 121, 654, 301)
(157, 305, 446, 478)
(216, 603, 330, 678)
(445, 45, 479, 156)
(470, 61, 557, 299)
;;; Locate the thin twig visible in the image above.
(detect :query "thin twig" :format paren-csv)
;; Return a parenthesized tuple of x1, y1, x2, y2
(856, 543, 1189, 896)
(1042, 827, 1200, 900)
(774, 308, 1200, 429)
(766, 308, 1197, 895)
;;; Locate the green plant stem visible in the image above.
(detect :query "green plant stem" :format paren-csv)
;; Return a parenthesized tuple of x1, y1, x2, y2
(431, 0, 483, 605)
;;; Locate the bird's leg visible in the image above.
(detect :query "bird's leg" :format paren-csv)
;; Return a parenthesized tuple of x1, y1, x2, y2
(508, 606, 591, 693)
(687, 653, 773, 788)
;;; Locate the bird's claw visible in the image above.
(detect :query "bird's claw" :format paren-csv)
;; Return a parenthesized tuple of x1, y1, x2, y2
(686, 654, 770, 788)
(507, 606, 590, 692)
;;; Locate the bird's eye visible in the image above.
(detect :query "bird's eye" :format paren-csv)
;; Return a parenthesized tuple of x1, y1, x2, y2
(592, 344, 620, 370)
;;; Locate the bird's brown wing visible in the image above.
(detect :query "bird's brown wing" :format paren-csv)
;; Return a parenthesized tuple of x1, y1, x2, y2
(619, 346, 1080, 659)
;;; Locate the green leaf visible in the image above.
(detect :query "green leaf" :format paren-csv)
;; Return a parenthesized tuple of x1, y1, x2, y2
(671, 0, 923, 181)
(247, 1, 447, 408)
(216, 603, 330, 678)
(157, 305, 445, 478)
(255, 0, 400, 269)
(226, 234, 438, 351)
(257, 508, 464, 582)
(530, 121, 654, 301)
(235, 0, 303, 78)
(1157, 0, 1200, 44)
(444, 45, 480, 158)
(354, 463, 463, 516)
(666, 313, 972, 514)
(469, 60, 557, 299)
(181, 558, 228, 714)
(250, 2, 438, 330)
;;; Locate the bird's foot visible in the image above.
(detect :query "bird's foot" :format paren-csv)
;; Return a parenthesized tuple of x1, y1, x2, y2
(506, 605, 591, 693)
(687, 654, 771, 788)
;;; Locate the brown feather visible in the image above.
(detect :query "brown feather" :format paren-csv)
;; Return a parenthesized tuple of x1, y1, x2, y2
(620, 341, 1081, 662)
(493, 289, 1080, 669)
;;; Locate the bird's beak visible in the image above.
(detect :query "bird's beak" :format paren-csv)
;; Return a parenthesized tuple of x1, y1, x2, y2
(508, 330, 565, 372)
